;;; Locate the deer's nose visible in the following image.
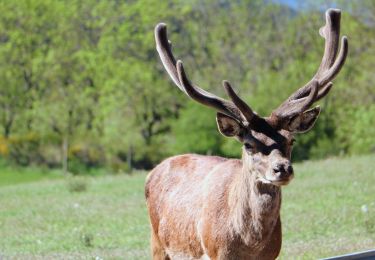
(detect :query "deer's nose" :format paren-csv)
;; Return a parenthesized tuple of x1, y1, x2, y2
(272, 163, 293, 177)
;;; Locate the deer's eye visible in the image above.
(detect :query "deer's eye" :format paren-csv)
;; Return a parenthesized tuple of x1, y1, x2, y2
(244, 143, 253, 150)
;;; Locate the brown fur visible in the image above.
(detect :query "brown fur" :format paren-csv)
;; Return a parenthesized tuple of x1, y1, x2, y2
(145, 153, 283, 259)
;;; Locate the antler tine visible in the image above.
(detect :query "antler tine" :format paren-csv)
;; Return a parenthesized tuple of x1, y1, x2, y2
(292, 35, 348, 101)
(222, 80, 255, 124)
(271, 81, 318, 123)
(289, 9, 346, 101)
(155, 23, 256, 125)
(176, 61, 242, 120)
(317, 36, 348, 86)
(155, 23, 182, 91)
(317, 9, 341, 75)
(315, 82, 333, 101)
(270, 9, 348, 128)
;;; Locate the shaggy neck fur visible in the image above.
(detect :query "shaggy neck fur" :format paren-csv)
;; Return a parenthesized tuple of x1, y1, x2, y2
(229, 150, 281, 251)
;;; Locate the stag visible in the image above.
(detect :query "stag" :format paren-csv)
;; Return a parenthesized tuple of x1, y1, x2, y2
(145, 9, 348, 260)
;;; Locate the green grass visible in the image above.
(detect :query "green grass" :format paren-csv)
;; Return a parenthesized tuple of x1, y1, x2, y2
(0, 155, 374, 259)
(0, 165, 62, 187)
(280, 155, 375, 258)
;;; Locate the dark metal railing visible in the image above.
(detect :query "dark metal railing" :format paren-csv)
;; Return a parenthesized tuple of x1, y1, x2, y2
(322, 249, 375, 260)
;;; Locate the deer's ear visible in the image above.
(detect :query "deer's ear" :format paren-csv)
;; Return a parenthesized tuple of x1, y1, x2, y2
(216, 112, 242, 137)
(287, 106, 321, 133)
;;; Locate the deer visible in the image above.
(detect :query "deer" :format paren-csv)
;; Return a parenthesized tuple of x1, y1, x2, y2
(145, 8, 348, 260)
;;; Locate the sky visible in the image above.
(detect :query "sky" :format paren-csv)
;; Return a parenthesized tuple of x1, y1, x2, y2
(273, 0, 340, 12)
(275, 0, 299, 9)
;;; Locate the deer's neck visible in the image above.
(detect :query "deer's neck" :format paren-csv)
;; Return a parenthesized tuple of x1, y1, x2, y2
(229, 156, 281, 248)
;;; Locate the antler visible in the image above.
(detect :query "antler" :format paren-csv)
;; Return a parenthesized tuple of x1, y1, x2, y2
(270, 9, 348, 128)
(155, 23, 256, 125)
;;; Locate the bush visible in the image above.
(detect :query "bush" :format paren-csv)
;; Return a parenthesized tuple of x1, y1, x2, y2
(347, 105, 375, 154)
(5, 133, 43, 166)
(38, 145, 62, 168)
(107, 154, 131, 173)
(334, 105, 375, 156)
(169, 103, 221, 156)
(66, 176, 89, 192)
(68, 144, 106, 174)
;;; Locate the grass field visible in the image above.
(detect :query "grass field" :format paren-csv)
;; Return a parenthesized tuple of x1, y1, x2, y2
(0, 155, 374, 259)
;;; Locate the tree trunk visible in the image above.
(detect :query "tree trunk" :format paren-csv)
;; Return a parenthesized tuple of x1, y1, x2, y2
(127, 145, 132, 173)
(4, 122, 11, 138)
(3, 111, 14, 138)
(62, 136, 69, 175)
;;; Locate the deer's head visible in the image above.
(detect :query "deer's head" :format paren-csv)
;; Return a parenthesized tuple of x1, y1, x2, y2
(155, 9, 348, 186)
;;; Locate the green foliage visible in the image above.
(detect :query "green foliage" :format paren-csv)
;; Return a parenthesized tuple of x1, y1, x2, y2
(220, 138, 242, 158)
(69, 144, 106, 173)
(0, 0, 374, 170)
(1, 134, 43, 166)
(349, 106, 375, 154)
(170, 103, 221, 155)
(337, 105, 375, 154)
